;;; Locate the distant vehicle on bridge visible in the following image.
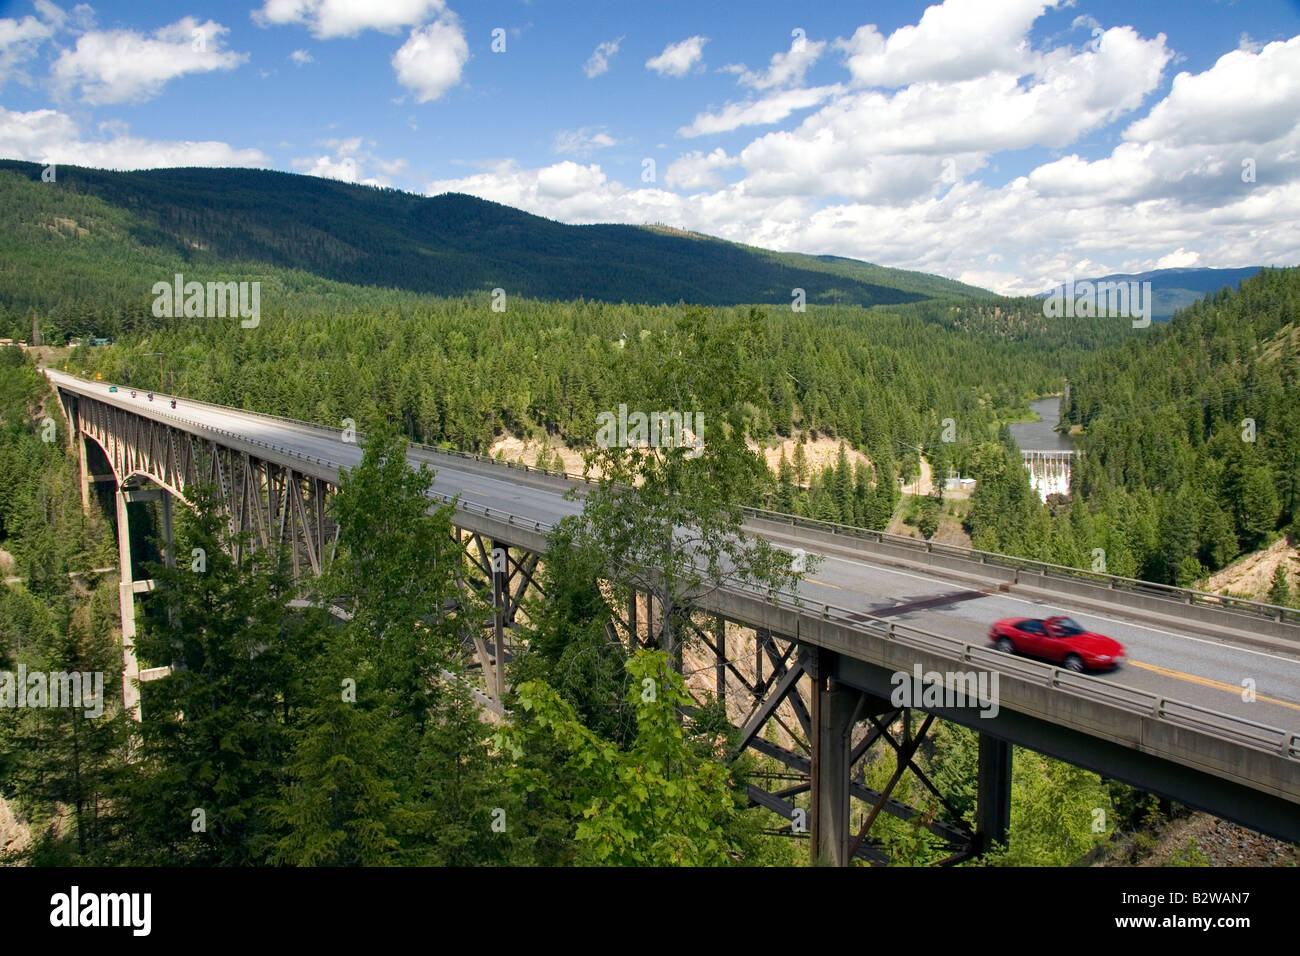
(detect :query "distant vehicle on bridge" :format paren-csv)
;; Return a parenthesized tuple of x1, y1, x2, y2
(989, 615, 1125, 672)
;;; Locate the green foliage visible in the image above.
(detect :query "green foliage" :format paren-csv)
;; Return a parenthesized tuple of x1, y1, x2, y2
(0, 353, 123, 862)
(115, 478, 312, 865)
(270, 421, 521, 866)
(985, 748, 1113, 866)
(573, 309, 809, 659)
(1269, 562, 1293, 607)
(1062, 267, 1300, 582)
(1168, 836, 1210, 867)
(498, 650, 749, 866)
(510, 519, 634, 746)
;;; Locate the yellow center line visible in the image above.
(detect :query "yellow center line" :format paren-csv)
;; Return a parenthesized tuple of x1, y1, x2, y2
(1127, 659, 1300, 713)
(804, 577, 841, 590)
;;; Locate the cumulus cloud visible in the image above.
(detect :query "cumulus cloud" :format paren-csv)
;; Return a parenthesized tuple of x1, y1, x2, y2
(0, 104, 268, 169)
(392, 17, 469, 102)
(584, 36, 622, 78)
(290, 48, 313, 65)
(646, 35, 707, 77)
(254, 0, 447, 39)
(725, 25, 1171, 205)
(50, 17, 247, 104)
(1124, 36, 1300, 147)
(838, 0, 1061, 87)
(664, 148, 739, 191)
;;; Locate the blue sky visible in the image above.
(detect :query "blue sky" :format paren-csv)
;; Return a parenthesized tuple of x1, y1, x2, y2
(2, 0, 1298, 293)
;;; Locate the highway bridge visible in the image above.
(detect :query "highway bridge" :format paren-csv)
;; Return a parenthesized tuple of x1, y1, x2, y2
(45, 369, 1300, 863)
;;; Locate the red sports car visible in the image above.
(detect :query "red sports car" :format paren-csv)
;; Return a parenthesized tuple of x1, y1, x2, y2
(988, 615, 1125, 672)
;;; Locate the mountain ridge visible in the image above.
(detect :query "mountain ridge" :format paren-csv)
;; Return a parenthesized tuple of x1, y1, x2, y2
(0, 160, 991, 308)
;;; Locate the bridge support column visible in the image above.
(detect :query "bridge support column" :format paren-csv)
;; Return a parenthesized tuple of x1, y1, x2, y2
(976, 733, 1013, 852)
(115, 486, 141, 722)
(160, 492, 175, 569)
(78, 434, 92, 513)
(715, 617, 726, 703)
(809, 647, 857, 866)
(627, 589, 637, 649)
(491, 539, 508, 702)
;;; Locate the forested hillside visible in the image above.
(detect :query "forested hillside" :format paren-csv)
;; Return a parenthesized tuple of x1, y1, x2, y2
(950, 268, 1299, 588)
(0, 162, 989, 313)
(1062, 267, 1300, 584)
(67, 296, 1132, 478)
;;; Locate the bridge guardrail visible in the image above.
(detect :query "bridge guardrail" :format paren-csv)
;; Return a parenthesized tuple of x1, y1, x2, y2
(742, 507, 1300, 628)
(54, 375, 1300, 763)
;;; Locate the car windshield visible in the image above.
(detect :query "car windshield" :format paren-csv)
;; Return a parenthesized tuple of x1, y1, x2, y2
(1052, 618, 1085, 636)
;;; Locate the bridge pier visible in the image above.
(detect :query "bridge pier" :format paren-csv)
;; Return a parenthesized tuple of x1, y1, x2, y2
(78, 433, 92, 513)
(809, 647, 859, 866)
(976, 733, 1013, 852)
(490, 537, 510, 702)
(114, 486, 141, 722)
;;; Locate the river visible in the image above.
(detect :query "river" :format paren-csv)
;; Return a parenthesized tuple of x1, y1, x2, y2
(1009, 396, 1075, 452)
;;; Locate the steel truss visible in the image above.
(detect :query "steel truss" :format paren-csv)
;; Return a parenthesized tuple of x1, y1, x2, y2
(612, 597, 992, 866)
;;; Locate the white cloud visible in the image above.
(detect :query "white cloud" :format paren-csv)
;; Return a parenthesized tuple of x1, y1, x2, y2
(646, 35, 707, 77)
(1124, 36, 1300, 147)
(1155, 248, 1200, 269)
(0, 105, 268, 169)
(1238, 32, 1264, 55)
(392, 17, 468, 103)
(726, 25, 1170, 203)
(536, 160, 607, 198)
(679, 85, 841, 137)
(427, 160, 682, 222)
(553, 126, 616, 155)
(27, 1, 95, 33)
(584, 36, 622, 78)
(726, 34, 826, 90)
(290, 48, 313, 65)
(254, 0, 447, 39)
(0, 14, 54, 88)
(838, 0, 1062, 87)
(291, 136, 405, 186)
(50, 17, 247, 104)
(664, 148, 739, 191)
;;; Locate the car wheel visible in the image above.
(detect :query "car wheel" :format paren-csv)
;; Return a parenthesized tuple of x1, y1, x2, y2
(996, 637, 1015, 654)
(1063, 654, 1085, 673)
